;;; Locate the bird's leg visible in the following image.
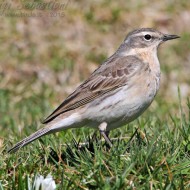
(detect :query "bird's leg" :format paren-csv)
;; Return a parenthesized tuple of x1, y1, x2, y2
(98, 122, 112, 148)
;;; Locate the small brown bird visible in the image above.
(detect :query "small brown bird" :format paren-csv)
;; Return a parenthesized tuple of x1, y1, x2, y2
(8, 28, 179, 153)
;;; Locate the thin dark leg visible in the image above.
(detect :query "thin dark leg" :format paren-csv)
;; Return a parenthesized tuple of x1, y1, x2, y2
(99, 130, 112, 148)
(98, 122, 112, 148)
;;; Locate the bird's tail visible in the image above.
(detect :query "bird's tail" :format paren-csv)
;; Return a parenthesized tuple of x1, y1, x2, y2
(8, 127, 51, 153)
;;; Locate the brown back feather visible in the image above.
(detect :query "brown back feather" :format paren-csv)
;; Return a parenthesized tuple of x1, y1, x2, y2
(42, 55, 145, 124)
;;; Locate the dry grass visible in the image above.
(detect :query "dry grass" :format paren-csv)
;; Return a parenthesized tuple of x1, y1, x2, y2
(0, 0, 190, 189)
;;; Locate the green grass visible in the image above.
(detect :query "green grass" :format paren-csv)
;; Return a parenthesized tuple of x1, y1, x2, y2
(0, 86, 190, 189)
(0, 1, 190, 189)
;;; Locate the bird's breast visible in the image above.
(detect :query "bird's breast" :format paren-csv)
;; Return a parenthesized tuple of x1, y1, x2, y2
(84, 72, 159, 129)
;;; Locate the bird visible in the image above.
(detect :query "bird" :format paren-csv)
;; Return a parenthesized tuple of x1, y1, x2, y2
(8, 28, 179, 153)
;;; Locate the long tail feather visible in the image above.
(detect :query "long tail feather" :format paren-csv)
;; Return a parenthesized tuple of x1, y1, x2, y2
(8, 127, 51, 153)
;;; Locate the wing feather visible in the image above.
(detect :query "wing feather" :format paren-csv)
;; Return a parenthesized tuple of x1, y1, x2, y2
(42, 55, 145, 124)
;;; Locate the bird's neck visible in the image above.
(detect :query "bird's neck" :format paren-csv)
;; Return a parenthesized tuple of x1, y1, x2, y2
(120, 46, 161, 77)
(138, 48, 160, 77)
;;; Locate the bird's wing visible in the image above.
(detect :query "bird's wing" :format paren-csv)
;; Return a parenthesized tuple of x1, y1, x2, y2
(42, 55, 146, 124)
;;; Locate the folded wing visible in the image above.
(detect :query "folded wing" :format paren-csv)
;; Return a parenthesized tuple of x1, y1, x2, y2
(42, 55, 145, 124)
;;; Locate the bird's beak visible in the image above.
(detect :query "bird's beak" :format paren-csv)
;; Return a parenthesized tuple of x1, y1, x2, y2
(162, 34, 180, 41)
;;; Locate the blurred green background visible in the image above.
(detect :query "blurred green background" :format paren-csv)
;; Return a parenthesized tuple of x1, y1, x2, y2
(0, 1, 190, 189)
(0, 0, 190, 144)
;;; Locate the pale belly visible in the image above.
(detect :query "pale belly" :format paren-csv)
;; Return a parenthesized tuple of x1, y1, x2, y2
(84, 76, 159, 130)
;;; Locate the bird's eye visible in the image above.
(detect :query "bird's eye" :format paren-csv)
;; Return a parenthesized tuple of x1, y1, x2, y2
(144, 34, 152, 41)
